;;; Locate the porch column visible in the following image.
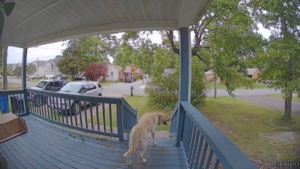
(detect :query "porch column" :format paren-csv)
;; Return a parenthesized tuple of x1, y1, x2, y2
(22, 48, 29, 115)
(175, 28, 191, 147)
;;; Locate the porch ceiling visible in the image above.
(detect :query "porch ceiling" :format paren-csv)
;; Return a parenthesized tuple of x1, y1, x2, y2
(1, 0, 212, 48)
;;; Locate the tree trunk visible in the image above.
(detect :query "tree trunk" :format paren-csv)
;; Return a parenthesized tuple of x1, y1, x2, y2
(3, 46, 8, 90)
(283, 92, 292, 121)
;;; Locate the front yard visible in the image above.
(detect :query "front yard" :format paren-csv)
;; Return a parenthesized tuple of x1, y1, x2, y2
(207, 82, 269, 89)
(268, 93, 300, 102)
(89, 95, 300, 167)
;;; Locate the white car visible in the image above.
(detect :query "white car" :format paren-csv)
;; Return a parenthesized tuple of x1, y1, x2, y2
(48, 81, 103, 115)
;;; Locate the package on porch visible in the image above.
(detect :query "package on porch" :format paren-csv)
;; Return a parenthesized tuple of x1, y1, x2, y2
(0, 113, 28, 143)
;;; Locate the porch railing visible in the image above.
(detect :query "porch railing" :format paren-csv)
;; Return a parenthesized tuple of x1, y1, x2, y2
(26, 88, 137, 141)
(0, 90, 27, 116)
(170, 101, 258, 169)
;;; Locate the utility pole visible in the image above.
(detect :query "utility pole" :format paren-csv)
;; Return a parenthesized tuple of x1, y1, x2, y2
(37, 57, 39, 76)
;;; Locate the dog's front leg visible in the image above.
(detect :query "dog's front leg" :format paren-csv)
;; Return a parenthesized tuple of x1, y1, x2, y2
(151, 131, 157, 146)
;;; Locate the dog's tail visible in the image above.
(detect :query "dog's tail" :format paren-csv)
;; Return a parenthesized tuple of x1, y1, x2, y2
(123, 132, 139, 157)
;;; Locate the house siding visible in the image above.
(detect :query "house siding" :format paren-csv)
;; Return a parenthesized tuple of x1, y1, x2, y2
(106, 65, 120, 81)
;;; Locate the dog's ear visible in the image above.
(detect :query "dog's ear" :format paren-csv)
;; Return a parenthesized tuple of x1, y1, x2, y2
(157, 113, 165, 125)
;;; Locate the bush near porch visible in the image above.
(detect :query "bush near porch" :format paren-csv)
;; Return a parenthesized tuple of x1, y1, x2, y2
(89, 95, 300, 166)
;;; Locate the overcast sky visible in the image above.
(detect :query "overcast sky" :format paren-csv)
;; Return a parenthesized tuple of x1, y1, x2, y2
(7, 24, 271, 64)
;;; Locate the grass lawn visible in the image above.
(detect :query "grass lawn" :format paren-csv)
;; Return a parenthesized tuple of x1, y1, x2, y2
(27, 79, 43, 83)
(89, 95, 300, 165)
(200, 97, 300, 165)
(88, 95, 171, 130)
(207, 82, 269, 89)
(0, 81, 21, 90)
(268, 93, 300, 102)
(101, 81, 120, 87)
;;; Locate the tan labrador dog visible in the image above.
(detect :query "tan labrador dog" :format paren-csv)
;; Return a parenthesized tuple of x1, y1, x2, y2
(123, 113, 170, 166)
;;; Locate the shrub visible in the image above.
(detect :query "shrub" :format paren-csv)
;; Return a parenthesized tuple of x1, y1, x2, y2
(145, 57, 208, 108)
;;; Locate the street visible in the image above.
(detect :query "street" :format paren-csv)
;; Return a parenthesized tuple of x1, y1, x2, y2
(6, 77, 283, 96)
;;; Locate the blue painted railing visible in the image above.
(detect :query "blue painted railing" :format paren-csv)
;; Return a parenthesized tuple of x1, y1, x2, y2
(26, 88, 137, 141)
(0, 90, 27, 116)
(170, 101, 180, 138)
(170, 101, 258, 169)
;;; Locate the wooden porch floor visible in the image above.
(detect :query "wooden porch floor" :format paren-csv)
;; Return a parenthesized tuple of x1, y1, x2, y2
(0, 116, 184, 169)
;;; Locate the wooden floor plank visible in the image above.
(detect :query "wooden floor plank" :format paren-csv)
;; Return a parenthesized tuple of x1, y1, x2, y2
(0, 146, 17, 169)
(2, 142, 35, 169)
(28, 125, 183, 166)
(22, 132, 127, 169)
(26, 117, 180, 155)
(27, 122, 181, 158)
(16, 136, 74, 169)
(10, 137, 59, 169)
(27, 115, 176, 147)
(6, 139, 47, 169)
(0, 115, 184, 169)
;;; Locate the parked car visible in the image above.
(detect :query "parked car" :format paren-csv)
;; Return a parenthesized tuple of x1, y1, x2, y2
(48, 81, 103, 115)
(29, 79, 68, 106)
(30, 75, 42, 79)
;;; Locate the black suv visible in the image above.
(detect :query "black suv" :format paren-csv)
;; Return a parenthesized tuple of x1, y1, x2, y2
(29, 79, 68, 106)
(34, 79, 67, 91)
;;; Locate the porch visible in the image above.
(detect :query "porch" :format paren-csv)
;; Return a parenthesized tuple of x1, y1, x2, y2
(0, 0, 258, 168)
(1, 115, 182, 169)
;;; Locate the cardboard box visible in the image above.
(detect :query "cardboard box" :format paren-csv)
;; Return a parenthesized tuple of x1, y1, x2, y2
(0, 113, 28, 143)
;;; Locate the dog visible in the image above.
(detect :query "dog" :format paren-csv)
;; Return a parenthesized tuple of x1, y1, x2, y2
(123, 113, 170, 166)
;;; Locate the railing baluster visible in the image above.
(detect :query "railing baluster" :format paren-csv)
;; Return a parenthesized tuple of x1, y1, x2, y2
(185, 118, 193, 156)
(193, 135, 204, 169)
(73, 99, 78, 127)
(50, 97, 54, 120)
(59, 97, 64, 123)
(199, 141, 209, 169)
(109, 103, 113, 133)
(102, 103, 106, 132)
(67, 98, 73, 126)
(190, 129, 200, 168)
(84, 101, 88, 129)
(90, 101, 94, 130)
(79, 100, 83, 128)
(63, 98, 68, 125)
(205, 149, 214, 169)
(187, 124, 196, 163)
(96, 102, 100, 131)
(182, 113, 189, 150)
(213, 158, 220, 169)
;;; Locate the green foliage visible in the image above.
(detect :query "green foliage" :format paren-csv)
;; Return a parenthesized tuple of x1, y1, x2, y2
(163, 0, 264, 96)
(145, 56, 207, 108)
(57, 36, 114, 77)
(12, 66, 21, 77)
(113, 32, 156, 76)
(26, 63, 36, 75)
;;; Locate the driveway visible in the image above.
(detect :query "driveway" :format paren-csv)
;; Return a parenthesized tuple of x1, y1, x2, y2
(237, 95, 300, 116)
(102, 79, 149, 96)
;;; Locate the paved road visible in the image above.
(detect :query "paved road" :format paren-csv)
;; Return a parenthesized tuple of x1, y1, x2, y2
(237, 95, 300, 116)
(7, 77, 284, 97)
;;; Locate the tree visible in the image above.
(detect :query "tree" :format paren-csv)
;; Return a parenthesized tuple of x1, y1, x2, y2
(26, 63, 36, 75)
(2, 46, 8, 90)
(250, 0, 300, 121)
(12, 65, 22, 78)
(58, 35, 115, 77)
(113, 32, 156, 76)
(83, 63, 108, 81)
(163, 0, 263, 96)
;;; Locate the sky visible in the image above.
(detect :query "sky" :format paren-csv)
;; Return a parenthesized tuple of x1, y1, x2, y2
(7, 24, 271, 64)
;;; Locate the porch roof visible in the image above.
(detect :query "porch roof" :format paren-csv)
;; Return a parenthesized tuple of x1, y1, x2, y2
(1, 0, 212, 48)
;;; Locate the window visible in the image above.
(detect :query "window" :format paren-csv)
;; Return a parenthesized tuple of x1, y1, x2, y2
(51, 65, 54, 70)
(111, 72, 113, 77)
(88, 84, 96, 90)
(47, 82, 54, 87)
(54, 81, 60, 87)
